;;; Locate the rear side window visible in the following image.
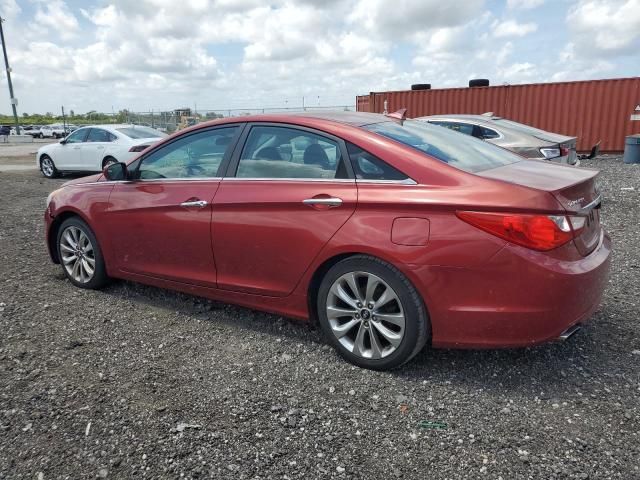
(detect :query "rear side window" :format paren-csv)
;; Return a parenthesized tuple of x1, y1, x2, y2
(346, 143, 408, 181)
(86, 128, 115, 143)
(363, 120, 521, 173)
(236, 126, 349, 179)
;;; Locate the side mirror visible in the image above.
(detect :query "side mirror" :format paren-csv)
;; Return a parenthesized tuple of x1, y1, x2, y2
(103, 162, 128, 181)
(59, 139, 67, 145)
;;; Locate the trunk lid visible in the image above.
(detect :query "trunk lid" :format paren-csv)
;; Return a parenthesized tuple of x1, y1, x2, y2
(479, 160, 601, 256)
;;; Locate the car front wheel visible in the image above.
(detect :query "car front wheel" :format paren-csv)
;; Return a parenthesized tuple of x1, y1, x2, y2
(40, 155, 58, 178)
(57, 217, 109, 289)
(317, 255, 430, 370)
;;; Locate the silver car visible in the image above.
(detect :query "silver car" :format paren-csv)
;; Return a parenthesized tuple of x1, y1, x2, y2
(417, 113, 579, 166)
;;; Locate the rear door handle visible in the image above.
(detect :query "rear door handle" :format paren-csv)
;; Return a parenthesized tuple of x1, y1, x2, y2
(302, 197, 343, 208)
(180, 200, 208, 208)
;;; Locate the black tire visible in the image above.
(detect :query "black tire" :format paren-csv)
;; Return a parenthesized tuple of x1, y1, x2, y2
(56, 217, 109, 290)
(317, 255, 430, 370)
(469, 78, 490, 88)
(411, 83, 431, 90)
(102, 156, 118, 169)
(40, 155, 59, 178)
(38, 132, 43, 139)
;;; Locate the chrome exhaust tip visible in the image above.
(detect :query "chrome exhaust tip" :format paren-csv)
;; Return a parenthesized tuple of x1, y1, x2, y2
(558, 324, 582, 341)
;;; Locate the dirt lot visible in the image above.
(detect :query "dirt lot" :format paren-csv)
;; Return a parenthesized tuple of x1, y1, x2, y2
(0, 157, 639, 479)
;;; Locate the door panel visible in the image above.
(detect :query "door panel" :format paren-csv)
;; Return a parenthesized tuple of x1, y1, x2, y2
(106, 180, 220, 287)
(212, 180, 356, 296)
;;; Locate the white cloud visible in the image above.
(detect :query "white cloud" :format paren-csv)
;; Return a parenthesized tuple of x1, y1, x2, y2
(492, 19, 538, 37)
(31, 0, 80, 41)
(567, 0, 640, 56)
(507, 0, 545, 9)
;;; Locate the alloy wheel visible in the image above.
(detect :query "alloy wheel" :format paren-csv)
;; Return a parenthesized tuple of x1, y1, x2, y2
(41, 157, 54, 177)
(59, 226, 96, 284)
(326, 271, 405, 359)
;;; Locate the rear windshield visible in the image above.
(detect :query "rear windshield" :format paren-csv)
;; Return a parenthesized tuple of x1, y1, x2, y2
(116, 127, 167, 139)
(493, 119, 554, 139)
(362, 120, 522, 173)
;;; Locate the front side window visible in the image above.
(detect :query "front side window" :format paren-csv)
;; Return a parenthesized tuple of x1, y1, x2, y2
(65, 129, 88, 144)
(136, 127, 238, 180)
(362, 120, 521, 173)
(86, 128, 114, 143)
(236, 126, 348, 179)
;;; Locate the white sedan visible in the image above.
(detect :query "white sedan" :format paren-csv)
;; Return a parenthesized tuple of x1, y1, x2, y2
(37, 124, 167, 178)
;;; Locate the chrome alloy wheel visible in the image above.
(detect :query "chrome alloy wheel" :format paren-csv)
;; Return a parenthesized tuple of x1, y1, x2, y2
(60, 226, 96, 284)
(41, 157, 55, 177)
(326, 271, 406, 359)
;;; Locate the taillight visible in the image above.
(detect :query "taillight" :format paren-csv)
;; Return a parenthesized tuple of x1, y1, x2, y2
(539, 147, 561, 159)
(456, 211, 576, 251)
(560, 146, 570, 157)
(129, 144, 149, 152)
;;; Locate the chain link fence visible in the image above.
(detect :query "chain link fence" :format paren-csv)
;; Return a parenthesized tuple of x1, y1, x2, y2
(108, 105, 356, 133)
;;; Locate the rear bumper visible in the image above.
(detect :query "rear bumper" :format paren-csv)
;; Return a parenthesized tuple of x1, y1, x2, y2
(410, 230, 611, 349)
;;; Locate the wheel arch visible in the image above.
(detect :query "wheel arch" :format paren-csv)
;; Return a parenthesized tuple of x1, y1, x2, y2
(102, 155, 118, 168)
(305, 251, 432, 328)
(47, 209, 93, 264)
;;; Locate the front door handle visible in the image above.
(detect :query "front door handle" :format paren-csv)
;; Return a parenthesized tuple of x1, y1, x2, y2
(302, 197, 343, 208)
(180, 200, 208, 208)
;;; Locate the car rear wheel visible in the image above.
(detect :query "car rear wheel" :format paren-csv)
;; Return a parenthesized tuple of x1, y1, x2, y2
(40, 155, 58, 178)
(57, 217, 109, 289)
(38, 133, 43, 139)
(317, 255, 430, 370)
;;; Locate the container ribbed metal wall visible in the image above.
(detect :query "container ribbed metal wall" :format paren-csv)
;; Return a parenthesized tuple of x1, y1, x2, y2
(356, 77, 640, 152)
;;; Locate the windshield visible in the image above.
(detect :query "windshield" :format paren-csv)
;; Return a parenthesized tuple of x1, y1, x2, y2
(362, 120, 522, 173)
(493, 119, 555, 138)
(116, 126, 167, 139)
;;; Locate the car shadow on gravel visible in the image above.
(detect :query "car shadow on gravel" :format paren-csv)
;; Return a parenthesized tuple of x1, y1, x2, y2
(86, 277, 621, 398)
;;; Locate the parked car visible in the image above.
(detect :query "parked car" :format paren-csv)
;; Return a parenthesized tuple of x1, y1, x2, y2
(36, 124, 167, 178)
(417, 114, 580, 166)
(43, 111, 610, 370)
(38, 124, 68, 139)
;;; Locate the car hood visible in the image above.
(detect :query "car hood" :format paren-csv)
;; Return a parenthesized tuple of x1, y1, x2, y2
(62, 173, 103, 187)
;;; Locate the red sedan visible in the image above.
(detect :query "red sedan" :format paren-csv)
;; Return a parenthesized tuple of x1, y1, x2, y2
(44, 112, 611, 370)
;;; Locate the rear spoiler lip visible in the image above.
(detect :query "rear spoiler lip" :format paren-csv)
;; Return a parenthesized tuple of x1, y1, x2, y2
(573, 194, 602, 215)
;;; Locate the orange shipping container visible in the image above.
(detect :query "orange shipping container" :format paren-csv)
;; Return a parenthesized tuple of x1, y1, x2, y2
(356, 77, 640, 153)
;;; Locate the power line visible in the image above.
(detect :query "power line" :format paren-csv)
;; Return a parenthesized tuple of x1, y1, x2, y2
(0, 17, 19, 134)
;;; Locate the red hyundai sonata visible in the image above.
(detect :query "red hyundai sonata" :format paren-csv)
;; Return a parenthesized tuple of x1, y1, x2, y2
(43, 111, 611, 370)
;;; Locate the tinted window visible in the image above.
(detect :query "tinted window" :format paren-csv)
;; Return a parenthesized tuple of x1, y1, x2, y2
(493, 119, 552, 138)
(236, 126, 348, 179)
(136, 127, 238, 179)
(116, 126, 166, 139)
(86, 128, 114, 143)
(440, 121, 474, 136)
(363, 120, 521, 173)
(347, 143, 408, 181)
(478, 126, 500, 139)
(65, 129, 87, 144)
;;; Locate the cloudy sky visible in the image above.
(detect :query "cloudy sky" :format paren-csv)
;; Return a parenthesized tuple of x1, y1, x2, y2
(1, 0, 639, 114)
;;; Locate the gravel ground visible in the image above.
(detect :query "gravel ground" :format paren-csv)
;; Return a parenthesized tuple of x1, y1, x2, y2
(1, 157, 639, 479)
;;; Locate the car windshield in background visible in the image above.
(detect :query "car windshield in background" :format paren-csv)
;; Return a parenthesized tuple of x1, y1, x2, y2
(493, 119, 555, 139)
(362, 120, 522, 173)
(116, 127, 167, 139)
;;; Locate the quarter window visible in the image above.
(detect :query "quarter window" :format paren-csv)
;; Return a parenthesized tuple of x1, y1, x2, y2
(136, 127, 238, 179)
(478, 126, 500, 139)
(236, 126, 348, 179)
(346, 143, 408, 181)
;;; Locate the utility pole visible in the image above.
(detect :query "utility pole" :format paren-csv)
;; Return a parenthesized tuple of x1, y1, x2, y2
(0, 17, 20, 134)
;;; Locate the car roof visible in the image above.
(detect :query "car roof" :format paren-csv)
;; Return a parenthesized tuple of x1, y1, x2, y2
(196, 111, 391, 129)
(421, 114, 501, 123)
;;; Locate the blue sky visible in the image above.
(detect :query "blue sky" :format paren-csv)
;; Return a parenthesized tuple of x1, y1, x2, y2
(0, 0, 638, 114)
